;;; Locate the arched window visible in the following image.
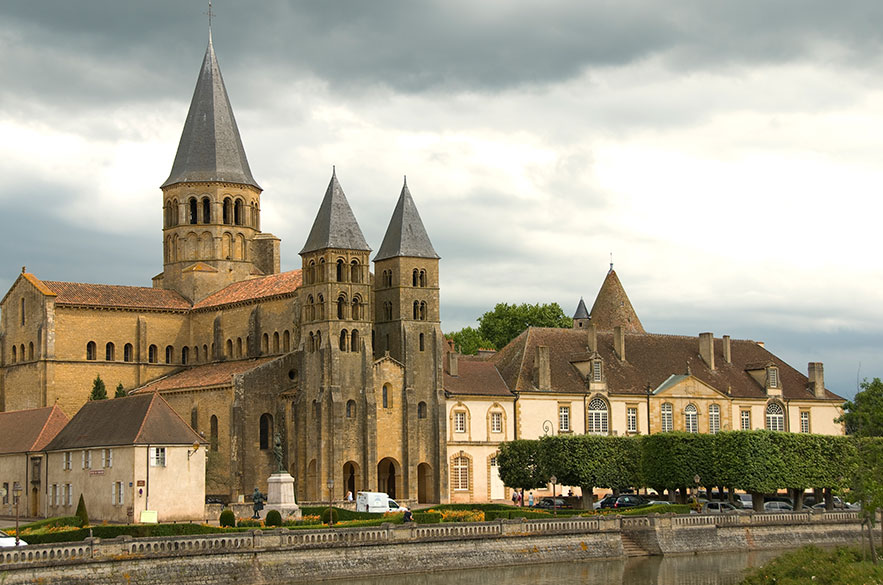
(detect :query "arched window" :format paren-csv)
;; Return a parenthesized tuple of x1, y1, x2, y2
(316, 331, 322, 350)
(351, 260, 361, 283)
(105, 342, 115, 361)
(20, 297, 25, 326)
(661, 403, 673, 432)
(165, 345, 174, 364)
(588, 398, 609, 435)
(766, 402, 785, 431)
(308, 260, 316, 285)
(384, 301, 393, 321)
(261, 333, 269, 354)
(234, 199, 243, 225)
(190, 407, 198, 430)
(28, 342, 34, 361)
(203, 344, 208, 361)
(172, 198, 179, 225)
(11, 345, 16, 363)
(709, 404, 720, 434)
(148, 344, 157, 363)
(684, 404, 698, 433)
(417, 401, 427, 419)
(202, 197, 211, 223)
(419, 301, 427, 321)
(189, 198, 198, 224)
(307, 295, 315, 321)
(223, 197, 232, 224)
(283, 330, 291, 352)
(309, 332, 315, 353)
(259, 413, 273, 450)
(336, 259, 345, 282)
(339, 330, 349, 352)
(236, 337, 243, 358)
(181, 346, 189, 365)
(452, 455, 470, 491)
(382, 270, 392, 287)
(382, 384, 391, 409)
(351, 296, 361, 320)
(210, 415, 219, 452)
(419, 333, 425, 352)
(123, 343, 133, 363)
(413, 301, 419, 320)
(346, 400, 356, 418)
(273, 332, 280, 353)
(351, 330, 359, 353)
(419, 269, 426, 287)
(337, 294, 347, 319)
(225, 339, 233, 359)
(412, 269, 419, 287)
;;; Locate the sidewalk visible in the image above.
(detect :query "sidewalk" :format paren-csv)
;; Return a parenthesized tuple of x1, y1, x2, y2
(0, 515, 39, 530)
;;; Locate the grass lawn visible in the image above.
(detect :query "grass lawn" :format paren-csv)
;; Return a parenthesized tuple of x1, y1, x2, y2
(741, 546, 883, 585)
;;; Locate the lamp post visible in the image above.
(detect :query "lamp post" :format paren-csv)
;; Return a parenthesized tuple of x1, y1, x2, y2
(13, 483, 23, 546)
(550, 475, 558, 517)
(326, 479, 335, 526)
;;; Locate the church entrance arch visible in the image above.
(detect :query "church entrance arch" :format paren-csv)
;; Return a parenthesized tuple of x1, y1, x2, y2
(377, 457, 401, 500)
(417, 463, 433, 503)
(343, 461, 361, 498)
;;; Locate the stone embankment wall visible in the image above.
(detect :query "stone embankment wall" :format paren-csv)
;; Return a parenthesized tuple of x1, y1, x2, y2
(0, 511, 870, 585)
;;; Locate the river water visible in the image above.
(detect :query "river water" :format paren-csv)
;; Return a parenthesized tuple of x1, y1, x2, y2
(311, 550, 784, 585)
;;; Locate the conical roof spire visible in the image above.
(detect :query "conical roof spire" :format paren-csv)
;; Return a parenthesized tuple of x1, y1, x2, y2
(300, 169, 371, 254)
(589, 269, 645, 333)
(162, 36, 260, 189)
(573, 297, 590, 320)
(374, 178, 439, 261)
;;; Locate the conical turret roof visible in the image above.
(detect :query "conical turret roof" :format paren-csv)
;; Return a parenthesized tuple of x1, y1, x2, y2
(588, 269, 645, 333)
(299, 169, 371, 254)
(374, 179, 439, 261)
(573, 297, 589, 319)
(162, 34, 260, 190)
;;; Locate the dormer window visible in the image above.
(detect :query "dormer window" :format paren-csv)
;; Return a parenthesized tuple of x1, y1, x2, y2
(767, 366, 779, 388)
(592, 360, 603, 382)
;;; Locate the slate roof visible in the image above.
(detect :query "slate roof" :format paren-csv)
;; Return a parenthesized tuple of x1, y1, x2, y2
(444, 355, 512, 397)
(192, 270, 302, 309)
(134, 358, 275, 392)
(44, 393, 202, 450)
(573, 297, 590, 319)
(588, 269, 645, 333)
(161, 34, 260, 190)
(42, 281, 191, 311)
(374, 179, 439, 262)
(489, 327, 843, 401)
(300, 170, 371, 254)
(0, 405, 69, 454)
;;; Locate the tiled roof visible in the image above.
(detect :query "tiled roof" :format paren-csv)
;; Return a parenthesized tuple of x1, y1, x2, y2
(490, 327, 843, 402)
(374, 179, 439, 262)
(300, 170, 371, 254)
(0, 405, 69, 454)
(444, 355, 512, 397)
(573, 297, 589, 320)
(135, 358, 275, 392)
(588, 269, 645, 333)
(44, 393, 202, 450)
(43, 281, 191, 310)
(192, 270, 302, 309)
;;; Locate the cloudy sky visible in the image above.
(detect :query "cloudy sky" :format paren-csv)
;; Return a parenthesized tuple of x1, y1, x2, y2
(1, 1, 880, 399)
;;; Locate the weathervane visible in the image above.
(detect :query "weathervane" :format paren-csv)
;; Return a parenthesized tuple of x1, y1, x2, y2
(205, 0, 214, 33)
(609, 252, 613, 272)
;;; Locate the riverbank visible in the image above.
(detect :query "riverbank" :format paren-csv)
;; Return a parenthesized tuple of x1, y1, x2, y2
(0, 511, 871, 585)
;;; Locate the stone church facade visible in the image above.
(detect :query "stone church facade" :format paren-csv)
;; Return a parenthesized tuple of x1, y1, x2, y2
(0, 35, 446, 505)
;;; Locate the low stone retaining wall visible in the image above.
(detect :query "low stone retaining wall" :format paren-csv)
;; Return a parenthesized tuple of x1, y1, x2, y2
(0, 511, 869, 585)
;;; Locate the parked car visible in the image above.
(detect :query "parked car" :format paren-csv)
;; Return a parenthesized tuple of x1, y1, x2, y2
(533, 497, 571, 509)
(0, 531, 26, 547)
(734, 494, 753, 509)
(763, 501, 794, 512)
(594, 495, 618, 509)
(702, 501, 742, 514)
(602, 494, 649, 509)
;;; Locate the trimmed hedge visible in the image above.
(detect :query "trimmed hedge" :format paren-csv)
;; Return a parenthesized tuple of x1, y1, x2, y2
(219, 509, 235, 527)
(22, 523, 235, 545)
(265, 510, 282, 526)
(413, 510, 443, 523)
(300, 507, 379, 521)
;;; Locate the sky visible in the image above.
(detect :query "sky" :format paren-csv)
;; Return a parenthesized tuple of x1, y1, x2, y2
(0, 1, 880, 399)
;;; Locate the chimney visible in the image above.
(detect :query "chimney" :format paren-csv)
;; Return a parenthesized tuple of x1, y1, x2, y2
(587, 324, 597, 353)
(448, 352, 459, 377)
(699, 332, 715, 370)
(535, 345, 551, 390)
(722, 335, 731, 364)
(808, 362, 825, 399)
(614, 326, 625, 361)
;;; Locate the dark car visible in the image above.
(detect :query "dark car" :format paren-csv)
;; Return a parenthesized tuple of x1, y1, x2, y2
(599, 494, 649, 509)
(533, 497, 572, 509)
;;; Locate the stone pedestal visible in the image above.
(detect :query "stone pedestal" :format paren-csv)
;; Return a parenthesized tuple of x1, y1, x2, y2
(265, 472, 301, 520)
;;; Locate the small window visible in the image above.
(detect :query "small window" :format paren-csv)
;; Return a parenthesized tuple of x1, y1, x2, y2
(419, 333, 425, 352)
(148, 344, 157, 363)
(182, 346, 189, 365)
(337, 295, 347, 319)
(768, 367, 779, 388)
(210, 415, 219, 451)
(124, 343, 133, 362)
(412, 269, 419, 287)
(419, 269, 426, 287)
(262, 333, 269, 354)
(766, 402, 785, 431)
(491, 411, 502, 433)
(351, 330, 360, 353)
(20, 297, 25, 326)
(336, 259, 345, 282)
(339, 330, 349, 352)
(189, 198, 198, 224)
(627, 407, 637, 433)
(105, 342, 115, 361)
(559, 406, 570, 432)
(234, 199, 243, 225)
(351, 260, 361, 283)
(352, 297, 361, 320)
(800, 411, 811, 433)
(202, 197, 211, 223)
(82, 450, 91, 470)
(454, 411, 466, 433)
(452, 456, 469, 491)
(592, 360, 603, 382)
(150, 447, 166, 467)
(741, 409, 751, 430)
(418, 401, 427, 419)
(684, 404, 698, 433)
(191, 407, 198, 430)
(413, 300, 419, 319)
(165, 345, 174, 364)
(11, 345, 16, 363)
(588, 398, 609, 435)
(382, 384, 391, 409)
(223, 197, 232, 224)
(661, 403, 673, 432)
(63, 452, 72, 471)
(103, 448, 113, 469)
(709, 404, 720, 434)
(259, 413, 273, 450)
(346, 400, 356, 418)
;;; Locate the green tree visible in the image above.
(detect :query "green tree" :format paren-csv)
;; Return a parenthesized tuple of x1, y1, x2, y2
(446, 326, 494, 355)
(642, 432, 715, 504)
(476, 302, 572, 350)
(89, 375, 107, 401)
(75, 493, 90, 527)
(839, 378, 883, 437)
(114, 382, 126, 398)
(850, 438, 883, 561)
(496, 440, 549, 501)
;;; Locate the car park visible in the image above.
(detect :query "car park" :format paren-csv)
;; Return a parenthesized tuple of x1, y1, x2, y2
(763, 501, 794, 512)
(533, 497, 571, 509)
(702, 501, 742, 514)
(0, 531, 26, 547)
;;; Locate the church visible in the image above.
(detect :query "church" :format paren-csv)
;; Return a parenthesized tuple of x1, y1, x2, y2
(0, 33, 845, 512)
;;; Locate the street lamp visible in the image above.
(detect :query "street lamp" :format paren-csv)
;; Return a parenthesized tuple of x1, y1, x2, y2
(13, 483, 23, 546)
(550, 475, 558, 517)
(326, 479, 335, 526)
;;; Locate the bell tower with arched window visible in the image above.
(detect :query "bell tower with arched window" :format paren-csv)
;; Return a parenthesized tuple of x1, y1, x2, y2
(156, 32, 280, 302)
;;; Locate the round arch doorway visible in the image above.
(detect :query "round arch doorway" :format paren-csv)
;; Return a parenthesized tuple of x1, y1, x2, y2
(343, 461, 361, 498)
(377, 457, 401, 499)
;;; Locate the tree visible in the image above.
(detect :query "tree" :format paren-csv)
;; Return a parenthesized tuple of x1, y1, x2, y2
(643, 432, 715, 504)
(114, 382, 127, 398)
(75, 493, 90, 527)
(446, 326, 494, 355)
(477, 302, 572, 351)
(838, 378, 883, 437)
(89, 375, 107, 401)
(850, 438, 883, 562)
(496, 440, 549, 500)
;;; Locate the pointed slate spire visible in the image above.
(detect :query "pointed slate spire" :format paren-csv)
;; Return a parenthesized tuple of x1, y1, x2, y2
(573, 297, 590, 320)
(374, 178, 439, 261)
(588, 269, 645, 334)
(300, 168, 371, 254)
(162, 33, 260, 189)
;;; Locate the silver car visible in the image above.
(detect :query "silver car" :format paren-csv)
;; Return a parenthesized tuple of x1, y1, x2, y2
(0, 530, 26, 547)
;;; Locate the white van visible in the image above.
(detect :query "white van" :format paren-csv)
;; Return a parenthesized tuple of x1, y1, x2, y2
(356, 491, 407, 513)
